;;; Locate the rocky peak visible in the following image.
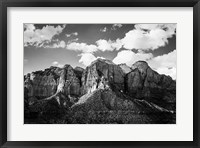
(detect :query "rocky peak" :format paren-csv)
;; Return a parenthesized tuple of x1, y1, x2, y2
(90, 58, 115, 66)
(81, 58, 124, 95)
(74, 66, 84, 72)
(24, 64, 81, 100)
(131, 61, 149, 73)
(126, 61, 176, 110)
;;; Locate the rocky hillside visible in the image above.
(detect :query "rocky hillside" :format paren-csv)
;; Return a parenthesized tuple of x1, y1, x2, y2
(24, 59, 176, 124)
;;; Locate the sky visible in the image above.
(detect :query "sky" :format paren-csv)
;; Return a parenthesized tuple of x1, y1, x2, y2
(24, 24, 176, 79)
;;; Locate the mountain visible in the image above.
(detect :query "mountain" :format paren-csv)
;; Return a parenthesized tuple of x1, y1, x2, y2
(126, 61, 176, 110)
(24, 58, 176, 124)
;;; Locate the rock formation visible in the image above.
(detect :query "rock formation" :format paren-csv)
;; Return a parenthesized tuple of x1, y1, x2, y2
(24, 58, 176, 124)
(119, 63, 132, 74)
(125, 61, 176, 110)
(81, 59, 125, 95)
(24, 65, 81, 100)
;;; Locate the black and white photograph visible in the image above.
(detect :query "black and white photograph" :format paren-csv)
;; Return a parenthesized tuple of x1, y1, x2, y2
(24, 24, 176, 124)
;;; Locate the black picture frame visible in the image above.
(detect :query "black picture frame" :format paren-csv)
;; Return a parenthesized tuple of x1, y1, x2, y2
(0, 0, 200, 147)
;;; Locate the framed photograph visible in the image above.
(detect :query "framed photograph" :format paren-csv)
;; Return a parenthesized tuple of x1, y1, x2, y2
(0, 0, 200, 147)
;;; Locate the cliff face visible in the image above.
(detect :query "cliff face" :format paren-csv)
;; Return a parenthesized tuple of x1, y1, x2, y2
(24, 59, 176, 124)
(81, 59, 125, 95)
(24, 65, 81, 100)
(125, 61, 176, 110)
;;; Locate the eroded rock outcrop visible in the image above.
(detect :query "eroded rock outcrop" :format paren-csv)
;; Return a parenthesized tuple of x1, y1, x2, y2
(81, 59, 125, 95)
(24, 59, 176, 124)
(24, 64, 81, 101)
(125, 61, 176, 110)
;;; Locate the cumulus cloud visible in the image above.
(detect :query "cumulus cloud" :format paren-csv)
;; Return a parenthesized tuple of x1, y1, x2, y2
(112, 49, 177, 79)
(52, 61, 64, 68)
(100, 27, 107, 32)
(49, 40, 66, 48)
(65, 24, 176, 53)
(78, 53, 105, 66)
(24, 24, 65, 47)
(66, 42, 98, 53)
(111, 39, 123, 50)
(66, 32, 78, 37)
(78, 53, 97, 66)
(121, 24, 176, 50)
(94, 24, 176, 52)
(66, 39, 122, 53)
(96, 39, 122, 51)
(148, 49, 176, 79)
(112, 24, 123, 30)
(96, 39, 113, 51)
(113, 50, 153, 66)
(156, 67, 176, 80)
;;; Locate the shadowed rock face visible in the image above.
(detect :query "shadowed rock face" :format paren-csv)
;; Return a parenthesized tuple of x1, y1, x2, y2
(125, 61, 176, 110)
(24, 59, 176, 124)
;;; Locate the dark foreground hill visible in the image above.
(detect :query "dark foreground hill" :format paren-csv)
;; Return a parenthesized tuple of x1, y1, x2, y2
(24, 59, 176, 124)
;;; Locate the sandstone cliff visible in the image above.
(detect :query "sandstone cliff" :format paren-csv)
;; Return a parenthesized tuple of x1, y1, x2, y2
(81, 59, 125, 95)
(125, 61, 176, 110)
(24, 59, 176, 124)
(24, 65, 81, 100)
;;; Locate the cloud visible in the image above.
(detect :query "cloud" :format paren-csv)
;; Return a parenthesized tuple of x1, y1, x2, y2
(95, 24, 176, 52)
(66, 32, 78, 37)
(48, 40, 66, 48)
(96, 39, 122, 51)
(66, 24, 176, 53)
(52, 61, 64, 68)
(148, 49, 176, 79)
(66, 39, 122, 53)
(112, 49, 177, 80)
(100, 27, 107, 32)
(113, 50, 153, 66)
(78, 53, 97, 66)
(121, 24, 176, 50)
(79, 53, 105, 66)
(24, 24, 65, 47)
(66, 42, 98, 53)
(112, 24, 123, 30)
(156, 67, 176, 80)
(110, 39, 123, 50)
(96, 39, 113, 51)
